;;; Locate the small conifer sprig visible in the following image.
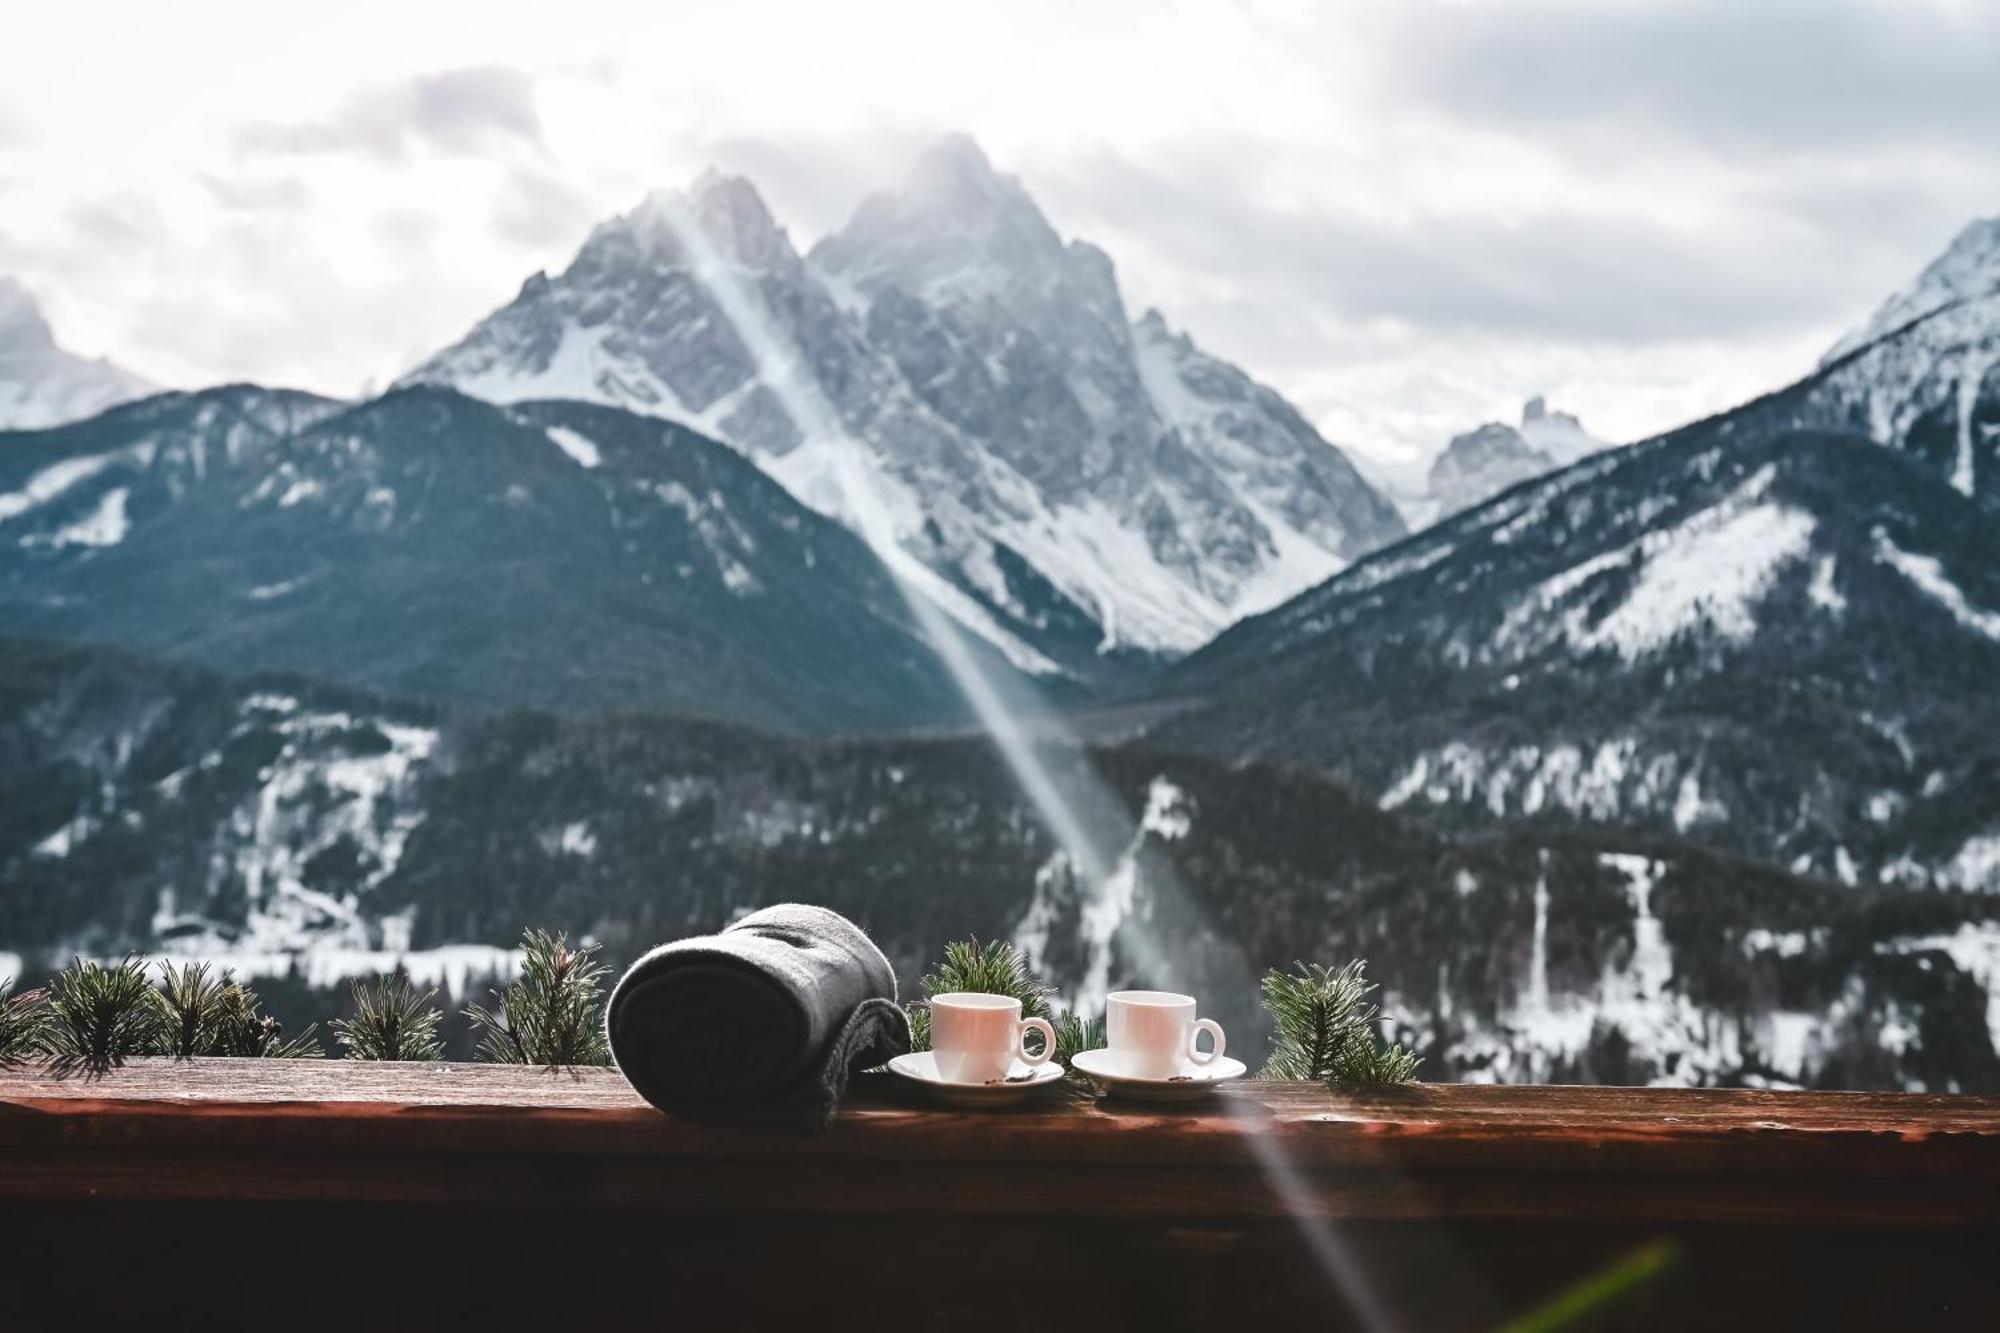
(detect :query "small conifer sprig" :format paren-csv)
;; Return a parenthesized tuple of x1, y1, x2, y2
(1052, 1008, 1105, 1069)
(44, 956, 165, 1075)
(906, 938, 1054, 1052)
(1261, 960, 1419, 1087)
(905, 939, 1103, 1089)
(156, 960, 229, 1059)
(156, 961, 321, 1059)
(215, 979, 322, 1058)
(1, 977, 50, 1065)
(465, 930, 611, 1066)
(332, 977, 445, 1061)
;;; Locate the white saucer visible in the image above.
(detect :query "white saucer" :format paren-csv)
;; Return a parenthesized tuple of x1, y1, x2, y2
(1067, 1049, 1249, 1102)
(886, 1051, 1068, 1107)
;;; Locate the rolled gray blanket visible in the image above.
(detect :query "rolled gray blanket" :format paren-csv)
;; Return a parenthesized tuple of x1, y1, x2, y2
(606, 903, 909, 1130)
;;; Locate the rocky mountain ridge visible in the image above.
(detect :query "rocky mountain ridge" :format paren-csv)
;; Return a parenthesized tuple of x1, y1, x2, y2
(0, 384, 1032, 733)
(405, 136, 1406, 680)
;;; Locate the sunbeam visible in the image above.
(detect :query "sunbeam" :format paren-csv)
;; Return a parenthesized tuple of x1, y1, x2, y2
(651, 188, 1486, 1329)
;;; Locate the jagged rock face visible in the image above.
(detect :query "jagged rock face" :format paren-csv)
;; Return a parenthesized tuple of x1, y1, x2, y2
(1420, 398, 1604, 523)
(1427, 423, 1557, 519)
(0, 278, 154, 430)
(406, 137, 1405, 678)
(1807, 218, 2000, 504)
(1518, 395, 1601, 464)
(0, 386, 1030, 734)
(9, 634, 2000, 1091)
(1156, 415, 2000, 897)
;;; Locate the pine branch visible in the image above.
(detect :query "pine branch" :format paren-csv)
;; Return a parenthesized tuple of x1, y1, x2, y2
(156, 961, 320, 1058)
(0, 976, 50, 1066)
(210, 980, 321, 1058)
(156, 960, 229, 1059)
(332, 977, 445, 1061)
(1052, 1008, 1105, 1070)
(903, 939, 1104, 1094)
(465, 930, 610, 1066)
(1260, 960, 1419, 1087)
(906, 938, 1054, 1053)
(44, 956, 165, 1075)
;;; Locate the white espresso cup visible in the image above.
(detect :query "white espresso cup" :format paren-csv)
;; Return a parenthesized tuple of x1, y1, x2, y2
(1106, 990, 1225, 1079)
(929, 992, 1057, 1085)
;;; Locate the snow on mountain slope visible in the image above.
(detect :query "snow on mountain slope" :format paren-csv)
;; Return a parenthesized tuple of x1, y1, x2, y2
(1155, 415, 2000, 895)
(1825, 219, 2000, 365)
(1809, 218, 2000, 502)
(405, 137, 1404, 677)
(0, 278, 155, 430)
(15, 634, 2000, 1090)
(0, 386, 1040, 734)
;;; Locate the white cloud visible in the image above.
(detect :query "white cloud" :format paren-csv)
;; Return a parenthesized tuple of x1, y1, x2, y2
(0, 0, 1992, 468)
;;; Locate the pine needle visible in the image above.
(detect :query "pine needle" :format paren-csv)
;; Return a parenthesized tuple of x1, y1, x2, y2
(156, 960, 229, 1059)
(44, 956, 165, 1075)
(1052, 1008, 1105, 1069)
(906, 938, 1054, 1053)
(465, 930, 610, 1066)
(332, 977, 445, 1061)
(211, 980, 322, 1058)
(1261, 960, 1419, 1087)
(904, 939, 1103, 1093)
(0, 976, 50, 1066)
(156, 960, 320, 1058)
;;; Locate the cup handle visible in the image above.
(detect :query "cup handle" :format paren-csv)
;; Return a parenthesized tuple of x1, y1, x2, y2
(1188, 1018, 1226, 1067)
(1018, 1017, 1056, 1068)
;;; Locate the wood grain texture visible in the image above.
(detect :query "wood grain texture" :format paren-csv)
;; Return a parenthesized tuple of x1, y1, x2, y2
(2, 1060, 1997, 1225)
(4, 1063, 1999, 1328)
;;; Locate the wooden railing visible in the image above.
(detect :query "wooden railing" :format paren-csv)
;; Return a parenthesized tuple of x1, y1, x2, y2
(2, 1061, 1997, 1329)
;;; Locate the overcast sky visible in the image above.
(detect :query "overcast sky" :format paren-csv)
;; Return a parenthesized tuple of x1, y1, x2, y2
(2, 0, 1995, 481)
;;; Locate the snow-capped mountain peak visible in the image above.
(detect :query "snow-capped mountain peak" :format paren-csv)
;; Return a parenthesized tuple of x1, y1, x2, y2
(1519, 395, 1603, 464)
(812, 134, 1083, 309)
(1823, 217, 2000, 366)
(0, 277, 58, 353)
(0, 278, 155, 431)
(902, 132, 1015, 212)
(635, 170, 802, 274)
(1804, 217, 2000, 503)
(1415, 397, 1605, 523)
(406, 138, 1406, 674)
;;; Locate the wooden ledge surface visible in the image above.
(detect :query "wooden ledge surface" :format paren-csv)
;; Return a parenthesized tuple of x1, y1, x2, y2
(3, 1060, 1998, 1226)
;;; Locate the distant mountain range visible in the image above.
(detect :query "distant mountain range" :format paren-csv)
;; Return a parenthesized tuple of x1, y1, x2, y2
(1412, 396, 1604, 527)
(0, 384, 1032, 733)
(2, 144, 1997, 1091)
(1146, 219, 2000, 900)
(8, 633, 1998, 1090)
(405, 137, 1407, 681)
(0, 278, 153, 431)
